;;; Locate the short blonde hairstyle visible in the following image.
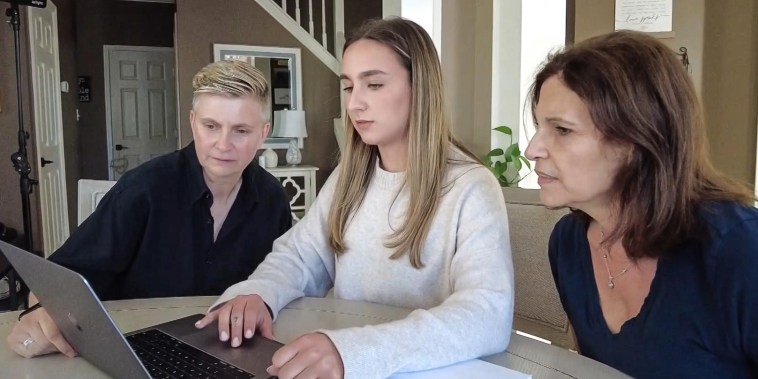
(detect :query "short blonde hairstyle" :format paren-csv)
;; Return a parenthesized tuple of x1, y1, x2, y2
(192, 60, 271, 121)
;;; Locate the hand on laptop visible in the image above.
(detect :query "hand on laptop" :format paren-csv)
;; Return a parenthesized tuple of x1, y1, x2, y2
(195, 294, 344, 378)
(266, 332, 344, 379)
(195, 294, 273, 347)
(7, 304, 77, 358)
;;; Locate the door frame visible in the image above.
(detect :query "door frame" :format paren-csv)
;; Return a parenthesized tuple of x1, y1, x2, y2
(28, 0, 70, 254)
(103, 45, 178, 180)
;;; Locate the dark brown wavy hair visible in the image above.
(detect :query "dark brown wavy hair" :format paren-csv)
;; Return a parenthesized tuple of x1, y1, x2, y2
(528, 30, 754, 259)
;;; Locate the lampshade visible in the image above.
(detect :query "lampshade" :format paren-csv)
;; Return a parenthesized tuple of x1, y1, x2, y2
(274, 109, 307, 138)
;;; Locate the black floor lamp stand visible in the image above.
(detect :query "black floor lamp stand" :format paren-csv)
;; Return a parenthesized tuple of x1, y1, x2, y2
(3, 0, 40, 311)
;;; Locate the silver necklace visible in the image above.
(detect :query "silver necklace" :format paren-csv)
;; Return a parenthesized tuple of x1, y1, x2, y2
(600, 230, 632, 289)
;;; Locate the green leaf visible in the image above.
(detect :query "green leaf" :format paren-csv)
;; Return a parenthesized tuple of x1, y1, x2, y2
(487, 148, 504, 157)
(493, 161, 506, 176)
(519, 156, 532, 169)
(493, 126, 513, 136)
(504, 144, 519, 158)
(512, 157, 522, 171)
(488, 124, 533, 187)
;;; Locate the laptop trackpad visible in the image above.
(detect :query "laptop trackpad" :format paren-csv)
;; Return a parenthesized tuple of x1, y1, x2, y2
(156, 314, 283, 375)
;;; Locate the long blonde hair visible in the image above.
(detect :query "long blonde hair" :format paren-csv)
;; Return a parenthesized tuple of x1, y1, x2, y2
(328, 17, 477, 268)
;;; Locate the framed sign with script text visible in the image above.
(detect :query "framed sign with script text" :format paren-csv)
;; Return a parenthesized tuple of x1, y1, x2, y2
(615, 0, 673, 33)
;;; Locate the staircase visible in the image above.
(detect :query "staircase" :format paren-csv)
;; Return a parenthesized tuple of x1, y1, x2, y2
(257, 0, 345, 145)
(256, 0, 343, 76)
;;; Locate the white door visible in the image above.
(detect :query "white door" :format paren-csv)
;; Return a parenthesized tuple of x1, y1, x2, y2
(104, 46, 178, 180)
(28, 1, 69, 255)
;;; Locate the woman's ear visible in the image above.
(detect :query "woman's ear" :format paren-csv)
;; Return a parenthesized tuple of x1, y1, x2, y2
(189, 110, 198, 139)
(605, 141, 635, 169)
(622, 144, 635, 165)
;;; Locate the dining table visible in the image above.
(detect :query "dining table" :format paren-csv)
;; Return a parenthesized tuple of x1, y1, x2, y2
(0, 296, 630, 378)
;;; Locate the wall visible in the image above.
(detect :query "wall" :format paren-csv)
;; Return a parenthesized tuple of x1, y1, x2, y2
(701, 0, 758, 187)
(75, 0, 175, 181)
(574, 0, 704, 93)
(0, 5, 37, 249)
(574, 0, 758, 187)
(345, 0, 382, 38)
(56, 0, 79, 232)
(441, 0, 493, 157)
(175, 0, 342, 187)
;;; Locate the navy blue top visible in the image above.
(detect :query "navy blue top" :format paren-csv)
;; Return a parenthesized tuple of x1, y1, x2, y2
(49, 143, 292, 301)
(549, 202, 758, 378)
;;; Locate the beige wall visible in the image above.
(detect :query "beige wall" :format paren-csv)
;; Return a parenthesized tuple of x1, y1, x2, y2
(175, 0, 342, 187)
(574, 0, 757, 187)
(574, 0, 704, 93)
(345, 0, 383, 40)
(702, 0, 758, 187)
(441, 0, 494, 157)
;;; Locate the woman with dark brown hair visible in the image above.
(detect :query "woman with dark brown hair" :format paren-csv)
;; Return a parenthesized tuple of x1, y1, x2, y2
(525, 30, 757, 378)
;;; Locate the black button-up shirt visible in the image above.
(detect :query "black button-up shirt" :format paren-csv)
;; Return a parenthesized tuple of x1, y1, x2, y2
(49, 143, 291, 300)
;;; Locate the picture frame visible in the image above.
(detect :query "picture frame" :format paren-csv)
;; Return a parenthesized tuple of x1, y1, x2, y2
(213, 44, 304, 149)
(273, 88, 291, 105)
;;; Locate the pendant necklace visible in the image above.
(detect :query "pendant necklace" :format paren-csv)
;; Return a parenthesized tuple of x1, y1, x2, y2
(600, 230, 632, 289)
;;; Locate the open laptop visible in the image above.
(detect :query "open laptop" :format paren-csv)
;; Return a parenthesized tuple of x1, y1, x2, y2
(0, 240, 282, 378)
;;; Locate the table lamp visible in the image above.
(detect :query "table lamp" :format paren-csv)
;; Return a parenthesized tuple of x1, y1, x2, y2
(275, 109, 307, 165)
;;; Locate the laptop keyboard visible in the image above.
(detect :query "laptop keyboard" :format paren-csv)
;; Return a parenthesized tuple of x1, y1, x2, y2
(126, 329, 256, 379)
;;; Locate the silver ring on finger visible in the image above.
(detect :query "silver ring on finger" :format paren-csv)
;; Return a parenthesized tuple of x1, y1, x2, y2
(22, 337, 34, 350)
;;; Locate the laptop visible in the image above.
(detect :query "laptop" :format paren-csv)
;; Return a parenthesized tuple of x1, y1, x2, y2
(0, 240, 282, 379)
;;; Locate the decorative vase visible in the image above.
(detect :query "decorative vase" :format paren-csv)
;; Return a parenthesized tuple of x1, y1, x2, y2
(285, 138, 302, 165)
(262, 148, 278, 168)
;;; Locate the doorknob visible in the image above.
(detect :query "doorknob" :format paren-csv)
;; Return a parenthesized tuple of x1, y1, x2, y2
(40, 157, 54, 167)
(115, 144, 129, 151)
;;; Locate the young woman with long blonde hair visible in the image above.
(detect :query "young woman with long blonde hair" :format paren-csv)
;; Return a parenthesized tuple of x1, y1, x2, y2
(197, 18, 514, 379)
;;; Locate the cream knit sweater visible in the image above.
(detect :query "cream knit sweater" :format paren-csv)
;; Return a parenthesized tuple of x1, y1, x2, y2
(212, 148, 514, 379)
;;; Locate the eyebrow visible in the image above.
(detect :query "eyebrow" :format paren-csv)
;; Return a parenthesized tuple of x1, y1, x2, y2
(198, 117, 219, 125)
(544, 116, 578, 126)
(199, 117, 255, 128)
(339, 69, 389, 80)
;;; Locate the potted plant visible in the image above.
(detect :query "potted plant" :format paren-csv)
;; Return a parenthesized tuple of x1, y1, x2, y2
(483, 126, 532, 187)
